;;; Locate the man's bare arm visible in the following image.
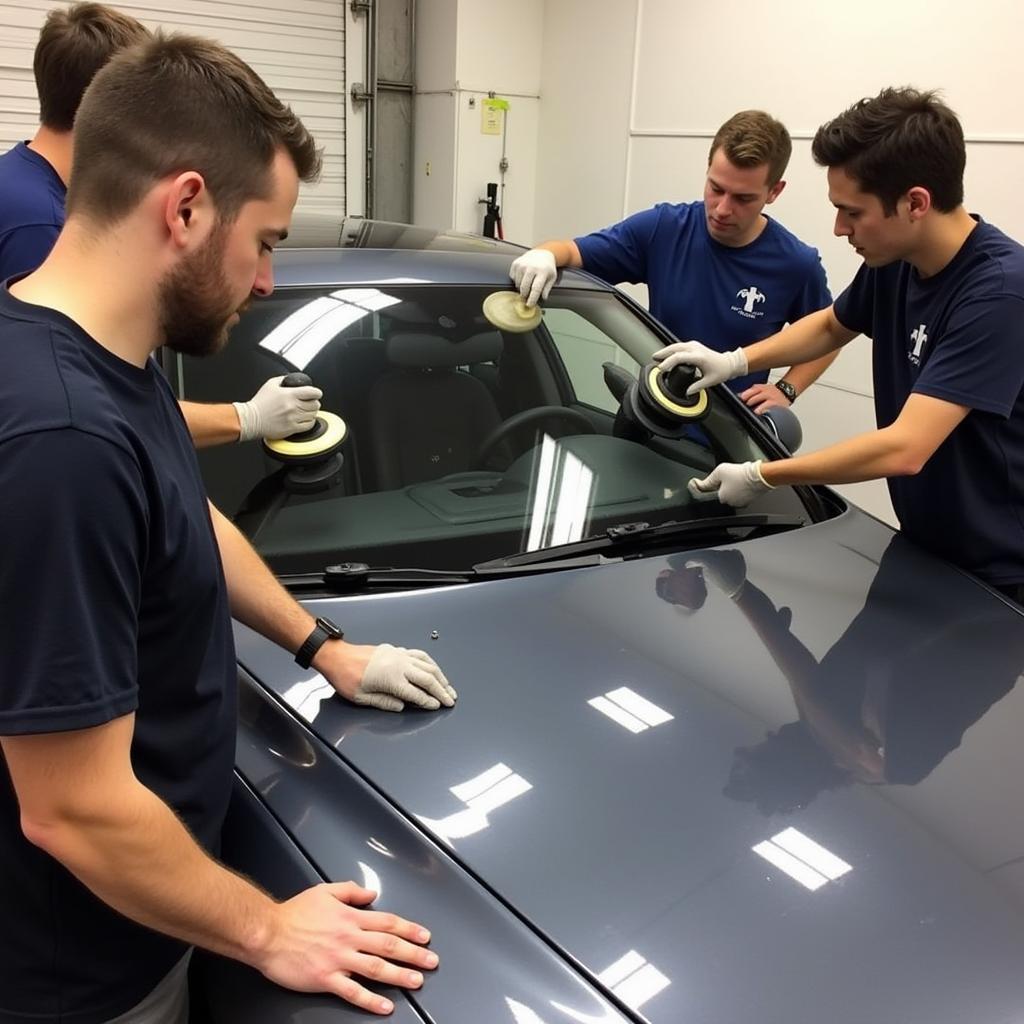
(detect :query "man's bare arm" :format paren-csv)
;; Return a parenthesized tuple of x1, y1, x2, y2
(761, 393, 970, 486)
(745, 306, 858, 374)
(208, 502, 455, 711)
(2, 716, 437, 1014)
(180, 400, 241, 448)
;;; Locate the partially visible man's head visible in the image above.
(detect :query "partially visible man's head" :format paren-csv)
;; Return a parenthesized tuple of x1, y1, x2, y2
(811, 87, 965, 215)
(34, 2, 150, 132)
(812, 88, 965, 266)
(67, 32, 321, 356)
(709, 110, 793, 188)
(67, 31, 320, 226)
(703, 110, 791, 245)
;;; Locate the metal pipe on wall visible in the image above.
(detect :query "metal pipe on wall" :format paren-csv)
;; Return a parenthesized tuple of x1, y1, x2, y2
(349, 0, 377, 217)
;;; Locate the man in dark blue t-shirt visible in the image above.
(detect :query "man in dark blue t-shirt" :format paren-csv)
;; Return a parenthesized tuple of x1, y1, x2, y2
(0, 2, 321, 450)
(0, 34, 454, 1024)
(509, 110, 835, 409)
(660, 88, 1024, 597)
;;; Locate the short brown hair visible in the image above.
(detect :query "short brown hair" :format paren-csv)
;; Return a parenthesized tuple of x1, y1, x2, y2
(67, 32, 321, 225)
(34, 3, 150, 132)
(709, 110, 793, 187)
(811, 87, 965, 214)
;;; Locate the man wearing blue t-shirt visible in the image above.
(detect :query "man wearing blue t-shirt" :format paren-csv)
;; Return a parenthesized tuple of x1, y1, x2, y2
(662, 88, 1024, 599)
(0, 2, 320, 449)
(510, 109, 836, 410)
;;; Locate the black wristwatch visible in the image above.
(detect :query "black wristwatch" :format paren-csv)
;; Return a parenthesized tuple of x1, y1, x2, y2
(774, 379, 797, 403)
(295, 616, 345, 669)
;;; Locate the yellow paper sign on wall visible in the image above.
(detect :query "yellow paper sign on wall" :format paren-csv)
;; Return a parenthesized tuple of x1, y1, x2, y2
(481, 96, 508, 136)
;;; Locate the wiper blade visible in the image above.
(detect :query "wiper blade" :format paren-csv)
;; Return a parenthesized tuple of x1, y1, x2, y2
(323, 563, 473, 590)
(286, 558, 614, 593)
(473, 513, 806, 570)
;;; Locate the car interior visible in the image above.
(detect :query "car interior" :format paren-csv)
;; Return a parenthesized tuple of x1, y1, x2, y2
(170, 284, 808, 574)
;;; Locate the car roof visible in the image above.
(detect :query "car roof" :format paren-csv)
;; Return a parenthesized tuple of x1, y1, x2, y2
(273, 216, 611, 290)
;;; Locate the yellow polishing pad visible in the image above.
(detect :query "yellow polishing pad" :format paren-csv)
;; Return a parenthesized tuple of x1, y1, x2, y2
(646, 365, 708, 419)
(482, 290, 543, 333)
(264, 411, 347, 458)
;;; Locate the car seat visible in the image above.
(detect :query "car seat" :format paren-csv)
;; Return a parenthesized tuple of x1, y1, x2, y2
(367, 331, 504, 489)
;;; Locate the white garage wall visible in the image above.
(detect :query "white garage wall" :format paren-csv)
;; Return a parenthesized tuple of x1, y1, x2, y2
(413, 0, 542, 241)
(0, 0, 357, 238)
(532, 0, 1024, 526)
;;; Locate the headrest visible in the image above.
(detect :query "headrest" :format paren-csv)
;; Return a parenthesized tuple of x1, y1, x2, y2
(385, 331, 503, 368)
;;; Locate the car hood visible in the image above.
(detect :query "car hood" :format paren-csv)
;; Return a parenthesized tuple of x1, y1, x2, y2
(236, 507, 1024, 1024)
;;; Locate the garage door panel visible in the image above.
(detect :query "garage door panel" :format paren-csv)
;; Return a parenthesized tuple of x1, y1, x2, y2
(0, 0, 345, 226)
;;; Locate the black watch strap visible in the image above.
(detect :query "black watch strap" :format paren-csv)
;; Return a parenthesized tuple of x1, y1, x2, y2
(774, 379, 797, 403)
(295, 616, 344, 669)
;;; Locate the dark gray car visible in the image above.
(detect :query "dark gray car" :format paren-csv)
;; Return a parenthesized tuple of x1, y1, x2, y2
(168, 220, 1024, 1024)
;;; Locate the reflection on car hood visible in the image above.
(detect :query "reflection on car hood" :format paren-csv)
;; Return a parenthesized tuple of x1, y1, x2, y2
(235, 506, 1024, 1024)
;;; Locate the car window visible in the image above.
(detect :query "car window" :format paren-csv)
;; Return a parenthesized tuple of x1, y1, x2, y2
(543, 307, 640, 413)
(171, 283, 822, 575)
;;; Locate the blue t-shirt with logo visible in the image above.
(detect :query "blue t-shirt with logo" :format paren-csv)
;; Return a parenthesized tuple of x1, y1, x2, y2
(575, 200, 831, 392)
(834, 218, 1024, 586)
(0, 142, 66, 282)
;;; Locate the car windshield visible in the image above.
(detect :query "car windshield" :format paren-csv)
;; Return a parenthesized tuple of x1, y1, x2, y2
(173, 282, 820, 575)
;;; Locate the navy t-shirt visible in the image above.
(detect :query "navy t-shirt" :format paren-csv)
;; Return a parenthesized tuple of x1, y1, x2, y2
(575, 200, 831, 392)
(0, 286, 237, 1023)
(834, 218, 1024, 585)
(0, 142, 65, 282)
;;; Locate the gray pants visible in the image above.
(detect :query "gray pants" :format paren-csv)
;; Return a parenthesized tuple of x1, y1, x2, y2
(104, 950, 191, 1024)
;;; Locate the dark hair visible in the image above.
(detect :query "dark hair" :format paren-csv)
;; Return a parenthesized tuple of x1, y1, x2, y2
(67, 32, 322, 225)
(811, 87, 965, 214)
(724, 722, 852, 816)
(33, 2, 150, 132)
(709, 110, 792, 187)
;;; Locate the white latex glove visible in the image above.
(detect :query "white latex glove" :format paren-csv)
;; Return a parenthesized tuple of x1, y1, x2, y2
(233, 375, 323, 442)
(688, 460, 773, 508)
(354, 644, 458, 713)
(509, 248, 558, 307)
(684, 550, 747, 599)
(652, 341, 748, 395)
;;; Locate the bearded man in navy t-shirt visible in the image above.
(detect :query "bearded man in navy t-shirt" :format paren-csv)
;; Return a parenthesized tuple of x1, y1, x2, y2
(661, 87, 1024, 600)
(510, 110, 834, 411)
(0, 32, 453, 1023)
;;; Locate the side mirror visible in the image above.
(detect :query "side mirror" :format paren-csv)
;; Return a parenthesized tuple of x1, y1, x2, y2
(759, 404, 803, 454)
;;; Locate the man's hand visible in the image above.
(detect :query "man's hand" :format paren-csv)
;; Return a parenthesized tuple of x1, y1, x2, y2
(233, 375, 323, 442)
(509, 248, 558, 307)
(741, 382, 791, 414)
(684, 549, 747, 599)
(688, 461, 773, 507)
(317, 642, 457, 713)
(652, 341, 747, 394)
(257, 882, 438, 1016)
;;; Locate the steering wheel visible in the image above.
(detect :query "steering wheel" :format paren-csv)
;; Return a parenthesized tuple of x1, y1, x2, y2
(475, 406, 596, 469)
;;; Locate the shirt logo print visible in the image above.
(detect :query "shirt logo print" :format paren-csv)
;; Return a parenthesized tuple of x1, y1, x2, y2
(732, 286, 766, 319)
(909, 323, 928, 366)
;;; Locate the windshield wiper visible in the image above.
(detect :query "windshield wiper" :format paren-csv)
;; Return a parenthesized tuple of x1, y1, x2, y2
(282, 558, 615, 594)
(472, 513, 806, 571)
(283, 554, 622, 593)
(281, 513, 806, 592)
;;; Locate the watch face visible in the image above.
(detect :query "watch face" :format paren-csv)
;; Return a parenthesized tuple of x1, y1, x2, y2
(316, 616, 343, 638)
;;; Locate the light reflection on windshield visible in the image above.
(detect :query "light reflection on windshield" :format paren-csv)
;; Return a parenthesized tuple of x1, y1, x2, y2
(525, 435, 595, 551)
(258, 288, 401, 369)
